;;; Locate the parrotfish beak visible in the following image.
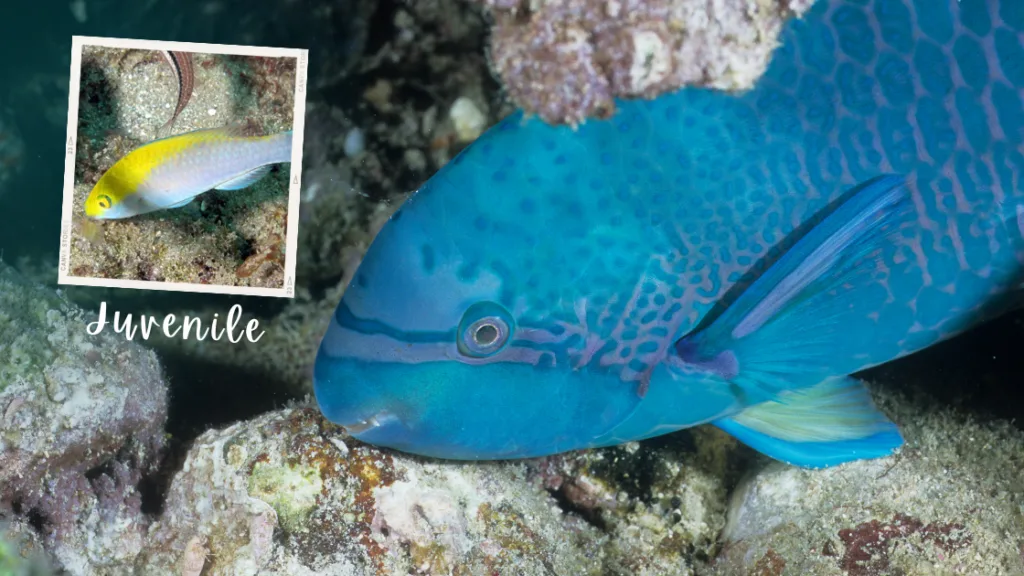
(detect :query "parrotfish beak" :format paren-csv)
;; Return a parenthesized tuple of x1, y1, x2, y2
(312, 327, 411, 445)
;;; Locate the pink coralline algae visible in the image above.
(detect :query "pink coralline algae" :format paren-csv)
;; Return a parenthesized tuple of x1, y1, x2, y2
(475, 0, 814, 126)
(0, 262, 168, 572)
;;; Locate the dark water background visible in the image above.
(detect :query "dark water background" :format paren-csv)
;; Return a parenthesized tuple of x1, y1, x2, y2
(0, 0, 1020, 456)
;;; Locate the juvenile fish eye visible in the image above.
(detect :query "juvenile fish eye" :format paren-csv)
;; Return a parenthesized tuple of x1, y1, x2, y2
(98, 194, 112, 209)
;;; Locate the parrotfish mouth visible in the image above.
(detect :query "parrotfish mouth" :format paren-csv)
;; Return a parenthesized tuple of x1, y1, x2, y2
(340, 410, 401, 436)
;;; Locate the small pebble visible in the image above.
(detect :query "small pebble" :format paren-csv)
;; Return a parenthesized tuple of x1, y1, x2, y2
(403, 149, 427, 172)
(330, 437, 350, 456)
(364, 80, 393, 112)
(422, 106, 438, 137)
(207, 108, 217, 116)
(449, 97, 487, 143)
(343, 128, 365, 157)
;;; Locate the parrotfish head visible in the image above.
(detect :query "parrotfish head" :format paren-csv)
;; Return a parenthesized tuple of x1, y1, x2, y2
(314, 121, 646, 460)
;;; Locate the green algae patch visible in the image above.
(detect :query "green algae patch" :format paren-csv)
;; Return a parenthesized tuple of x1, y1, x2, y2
(0, 537, 19, 576)
(0, 521, 55, 576)
(248, 461, 323, 533)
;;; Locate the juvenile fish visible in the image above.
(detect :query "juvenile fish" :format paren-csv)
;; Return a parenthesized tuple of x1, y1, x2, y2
(313, 0, 1024, 468)
(85, 126, 292, 219)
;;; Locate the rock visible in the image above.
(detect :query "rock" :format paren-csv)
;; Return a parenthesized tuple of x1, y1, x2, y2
(530, 426, 746, 575)
(133, 407, 607, 575)
(475, 0, 813, 125)
(713, 389, 1024, 575)
(449, 96, 487, 142)
(0, 261, 168, 574)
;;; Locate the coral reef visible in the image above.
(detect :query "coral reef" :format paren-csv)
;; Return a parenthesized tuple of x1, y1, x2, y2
(68, 47, 296, 288)
(6, 1, 1024, 575)
(475, 0, 814, 125)
(712, 388, 1024, 575)
(132, 408, 608, 575)
(0, 261, 168, 574)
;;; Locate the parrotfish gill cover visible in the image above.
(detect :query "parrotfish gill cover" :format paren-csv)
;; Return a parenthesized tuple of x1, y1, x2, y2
(315, 0, 1024, 468)
(85, 126, 293, 219)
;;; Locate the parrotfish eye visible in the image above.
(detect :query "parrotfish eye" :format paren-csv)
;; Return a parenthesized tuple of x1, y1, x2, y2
(457, 301, 514, 359)
(98, 194, 112, 209)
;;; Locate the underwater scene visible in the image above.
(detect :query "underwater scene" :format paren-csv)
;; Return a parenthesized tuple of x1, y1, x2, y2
(0, 0, 1023, 574)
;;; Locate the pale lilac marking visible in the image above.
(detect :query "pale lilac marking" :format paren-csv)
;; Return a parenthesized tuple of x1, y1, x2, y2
(599, 267, 656, 365)
(568, 298, 609, 370)
(791, 147, 822, 200)
(516, 291, 653, 377)
(866, 114, 896, 175)
(516, 326, 580, 344)
(979, 26, 1009, 142)
(902, 67, 938, 167)
(516, 300, 613, 371)
(1016, 203, 1024, 240)
(596, 293, 618, 331)
(944, 208, 971, 272)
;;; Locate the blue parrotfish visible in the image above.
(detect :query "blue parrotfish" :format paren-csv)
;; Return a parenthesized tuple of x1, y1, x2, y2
(313, 0, 1024, 468)
(85, 126, 293, 219)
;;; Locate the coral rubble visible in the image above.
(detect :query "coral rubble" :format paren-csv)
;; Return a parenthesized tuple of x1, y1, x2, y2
(133, 408, 607, 575)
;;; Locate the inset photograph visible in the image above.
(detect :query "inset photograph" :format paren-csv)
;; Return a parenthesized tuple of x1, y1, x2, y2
(59, 36, 308, 297)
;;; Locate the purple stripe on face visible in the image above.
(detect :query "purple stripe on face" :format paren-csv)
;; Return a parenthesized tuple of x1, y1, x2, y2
(321, 315, 552, 367)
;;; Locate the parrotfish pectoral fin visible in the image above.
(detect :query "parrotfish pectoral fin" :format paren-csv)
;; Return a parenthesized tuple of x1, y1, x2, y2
(215, 165, 273, 190)
(713, 376, 903, 468)
(674, 174, 915, 401)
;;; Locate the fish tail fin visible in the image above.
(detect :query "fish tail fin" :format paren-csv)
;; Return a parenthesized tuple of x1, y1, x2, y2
(673, 174, 914, 402)
(713, 376, 902, 468)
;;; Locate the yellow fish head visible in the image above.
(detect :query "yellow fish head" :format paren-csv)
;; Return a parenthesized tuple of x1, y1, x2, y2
(85, 166, 136, 219)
